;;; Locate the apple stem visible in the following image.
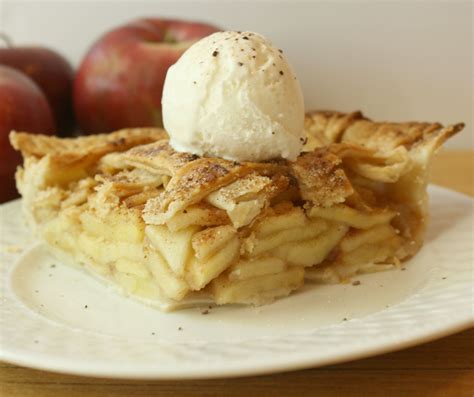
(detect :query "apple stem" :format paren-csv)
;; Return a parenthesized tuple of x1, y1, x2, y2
(0, 32, 13, 48)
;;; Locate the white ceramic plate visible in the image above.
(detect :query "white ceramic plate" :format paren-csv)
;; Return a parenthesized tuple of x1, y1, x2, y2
(0, 185, 472, 379)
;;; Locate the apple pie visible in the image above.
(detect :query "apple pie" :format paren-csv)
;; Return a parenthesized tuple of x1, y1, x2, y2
(10, 111, 463, 310)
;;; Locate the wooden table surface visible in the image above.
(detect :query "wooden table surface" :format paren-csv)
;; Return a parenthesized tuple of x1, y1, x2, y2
(1, 150, 473, 397)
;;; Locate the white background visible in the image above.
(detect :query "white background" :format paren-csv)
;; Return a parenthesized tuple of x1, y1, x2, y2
(0, 0, 472, 148)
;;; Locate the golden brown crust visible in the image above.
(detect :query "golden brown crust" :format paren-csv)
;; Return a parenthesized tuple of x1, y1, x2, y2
(304, 111, 367, 149)
(12, 111, 463, 243)
(123, 140, 202, 176)
(11, 112, 464, 221)
(291, 149, 353, 207)
(9, 128, 167, 168)
(304, 111, 464, 152)
(143, 158, 279, 224)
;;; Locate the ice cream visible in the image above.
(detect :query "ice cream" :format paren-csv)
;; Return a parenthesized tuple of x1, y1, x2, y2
(161, 31, 305, 162)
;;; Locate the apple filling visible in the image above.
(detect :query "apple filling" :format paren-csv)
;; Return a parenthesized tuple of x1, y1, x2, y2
(37, 185, 402, 308)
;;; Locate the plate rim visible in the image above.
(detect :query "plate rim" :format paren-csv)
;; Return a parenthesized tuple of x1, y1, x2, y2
(1, 314, 472, 380)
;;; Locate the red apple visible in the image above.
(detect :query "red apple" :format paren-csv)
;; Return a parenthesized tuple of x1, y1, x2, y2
(74, 18, 220, 134)
(0, 65, 55, 203)
(0, 45, 74, 136)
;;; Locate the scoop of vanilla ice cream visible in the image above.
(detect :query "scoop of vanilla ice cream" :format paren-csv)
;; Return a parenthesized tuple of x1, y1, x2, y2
(161, 31, 305, 162)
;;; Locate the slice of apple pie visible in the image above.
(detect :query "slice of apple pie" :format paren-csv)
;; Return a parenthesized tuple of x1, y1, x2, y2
(10, 111, 463, 310)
